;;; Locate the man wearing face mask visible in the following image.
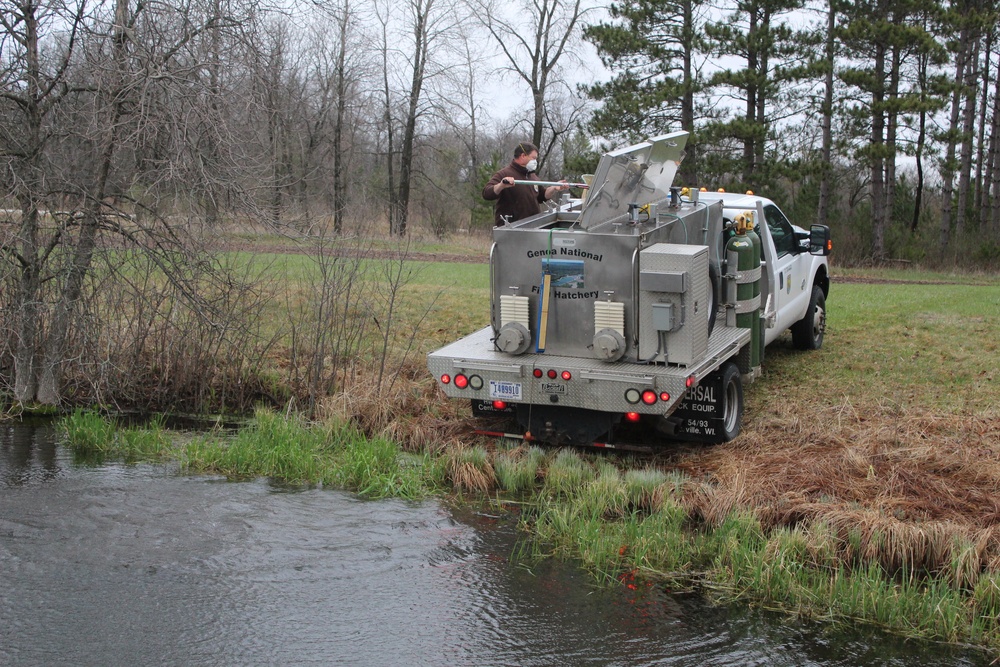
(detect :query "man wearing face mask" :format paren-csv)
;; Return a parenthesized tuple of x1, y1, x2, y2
(483, 142, 568, 225)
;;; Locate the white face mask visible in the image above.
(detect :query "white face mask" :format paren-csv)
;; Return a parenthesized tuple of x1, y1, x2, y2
(525, 159, 538, 173)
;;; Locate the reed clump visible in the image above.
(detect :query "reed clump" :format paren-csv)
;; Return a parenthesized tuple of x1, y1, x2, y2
(494, 443, 544, 494)
(318, 360, 466, 452)
(542, 448, 595, 498)
(61, 410, 116, 452)
(446, 445, 496, 494)
(62, 410, 171, 461)
(183, 408, 332, 483)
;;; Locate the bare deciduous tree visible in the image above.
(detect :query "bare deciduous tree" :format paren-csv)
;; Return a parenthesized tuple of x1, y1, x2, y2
(472, 0, 591, 170)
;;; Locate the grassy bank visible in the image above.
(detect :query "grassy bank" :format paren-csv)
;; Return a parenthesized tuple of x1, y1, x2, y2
(52, 249, 1000, 654)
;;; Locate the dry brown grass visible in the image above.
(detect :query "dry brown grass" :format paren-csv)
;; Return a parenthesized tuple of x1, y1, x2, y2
(446, 445, 497, 494)
(317, 360, 471, 452)
(671, 398, 1000, 577)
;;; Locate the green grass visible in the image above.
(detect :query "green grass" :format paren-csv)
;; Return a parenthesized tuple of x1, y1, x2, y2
(181, 409, 443, 499)
(757, 280, 1000, 414)
(183, 409, 332, 483)
(59, 408, 442, 499)
(542, 448, 596, 498)
(524, 462, 994, 647)
(494, 444, 545, 494)
(61, 410, 116, 452)
(204, 250, 490, 353)
(834, 266, 998, 285)
(61, 410, 171, 461)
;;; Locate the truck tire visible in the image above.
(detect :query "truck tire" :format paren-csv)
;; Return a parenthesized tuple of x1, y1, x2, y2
(716, 361, 744, 443)
(791, 285, 826, 350)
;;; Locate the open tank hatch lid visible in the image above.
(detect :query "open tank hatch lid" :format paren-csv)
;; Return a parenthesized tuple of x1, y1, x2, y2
(577, 131, 688, 231)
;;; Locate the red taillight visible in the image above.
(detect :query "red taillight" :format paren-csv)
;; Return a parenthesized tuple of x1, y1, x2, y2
(625, 412, 641, 422)
(454, 374, 469, 389)
(686, 376, 695, 388)
(641, 390, 657, 405)
(533, 369, 543, 378)
(493, 400, 507, 410)
(547, 369, 557, 379)
(441, 374, 451, 384)
(660, 392, 670, 402)
(561, 370, 572, 381)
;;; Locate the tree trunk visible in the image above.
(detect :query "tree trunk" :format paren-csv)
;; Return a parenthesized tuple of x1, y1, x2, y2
(36, 0, 131, 405)
(990, 52, 1000, 237)
(885, 41, 900, 232)
(742, 8, 758, 186)
(940, 32, 971, 252)
(912, 51, 929, 232)
(871, 42, 887, 260)
(333, 0, 349, 234)
(956, 34, 980, 237)
(976, 28, 993, 229)
(380, 9, 398, 236)
(13, 203, 41, 403)
(817, 1, 835, 227)
(395, 0, 432, 237)
(12, 1, 45, 402)
(678, 0, 697, 186)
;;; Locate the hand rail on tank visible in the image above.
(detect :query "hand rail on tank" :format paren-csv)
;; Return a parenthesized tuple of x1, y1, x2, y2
(631, 246, 640, 352)
(489, 241, 498, 332)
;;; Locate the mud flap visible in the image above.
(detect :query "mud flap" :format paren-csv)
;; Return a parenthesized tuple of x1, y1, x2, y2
(662, 362, 743, 443)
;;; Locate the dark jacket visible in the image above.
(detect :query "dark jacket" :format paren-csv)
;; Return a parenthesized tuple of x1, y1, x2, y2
(483, 161, 547, 225)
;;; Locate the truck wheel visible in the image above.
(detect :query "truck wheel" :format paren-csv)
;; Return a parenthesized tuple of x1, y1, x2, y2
(717, 361, 743, 442)
(791, 285, 826, 350)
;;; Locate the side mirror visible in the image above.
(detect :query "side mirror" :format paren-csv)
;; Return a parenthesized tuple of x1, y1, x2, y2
(809, 224, 831, 256)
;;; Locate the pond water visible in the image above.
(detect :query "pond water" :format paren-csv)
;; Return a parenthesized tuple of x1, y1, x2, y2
(0, 422, 992, 666)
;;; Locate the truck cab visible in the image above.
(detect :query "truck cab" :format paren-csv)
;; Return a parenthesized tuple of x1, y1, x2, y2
(703, 192, 831, 351)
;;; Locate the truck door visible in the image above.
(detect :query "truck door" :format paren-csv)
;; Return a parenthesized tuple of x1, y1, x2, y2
(761, 204, 809, 333)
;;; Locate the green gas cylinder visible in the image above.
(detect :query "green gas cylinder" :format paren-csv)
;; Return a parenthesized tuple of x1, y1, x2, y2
(743, 212, 763, 371)
(726, 213, 762, 374)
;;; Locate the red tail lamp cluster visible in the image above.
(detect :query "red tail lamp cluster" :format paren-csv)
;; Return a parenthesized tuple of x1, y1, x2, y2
(533, 368, 572, 381)
(439, 373, 483, 390)
(624, 388, 671, 405)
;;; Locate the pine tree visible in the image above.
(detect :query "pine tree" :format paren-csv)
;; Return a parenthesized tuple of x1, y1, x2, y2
(583, 0, 702, 183)
(699, 0, 819, 191)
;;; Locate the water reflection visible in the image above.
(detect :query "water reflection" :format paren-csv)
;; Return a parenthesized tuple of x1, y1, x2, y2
(0, 422, 992, 666)
(1, 420, 60, 486)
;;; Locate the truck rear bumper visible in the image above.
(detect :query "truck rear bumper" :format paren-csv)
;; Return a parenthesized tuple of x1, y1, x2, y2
(428, 325, 750, 416)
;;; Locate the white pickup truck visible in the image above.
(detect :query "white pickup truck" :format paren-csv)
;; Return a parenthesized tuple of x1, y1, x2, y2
(428, 133, 830, 447)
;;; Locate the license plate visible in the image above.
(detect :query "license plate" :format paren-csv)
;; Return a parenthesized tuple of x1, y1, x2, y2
(489, 380, 522, 401)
